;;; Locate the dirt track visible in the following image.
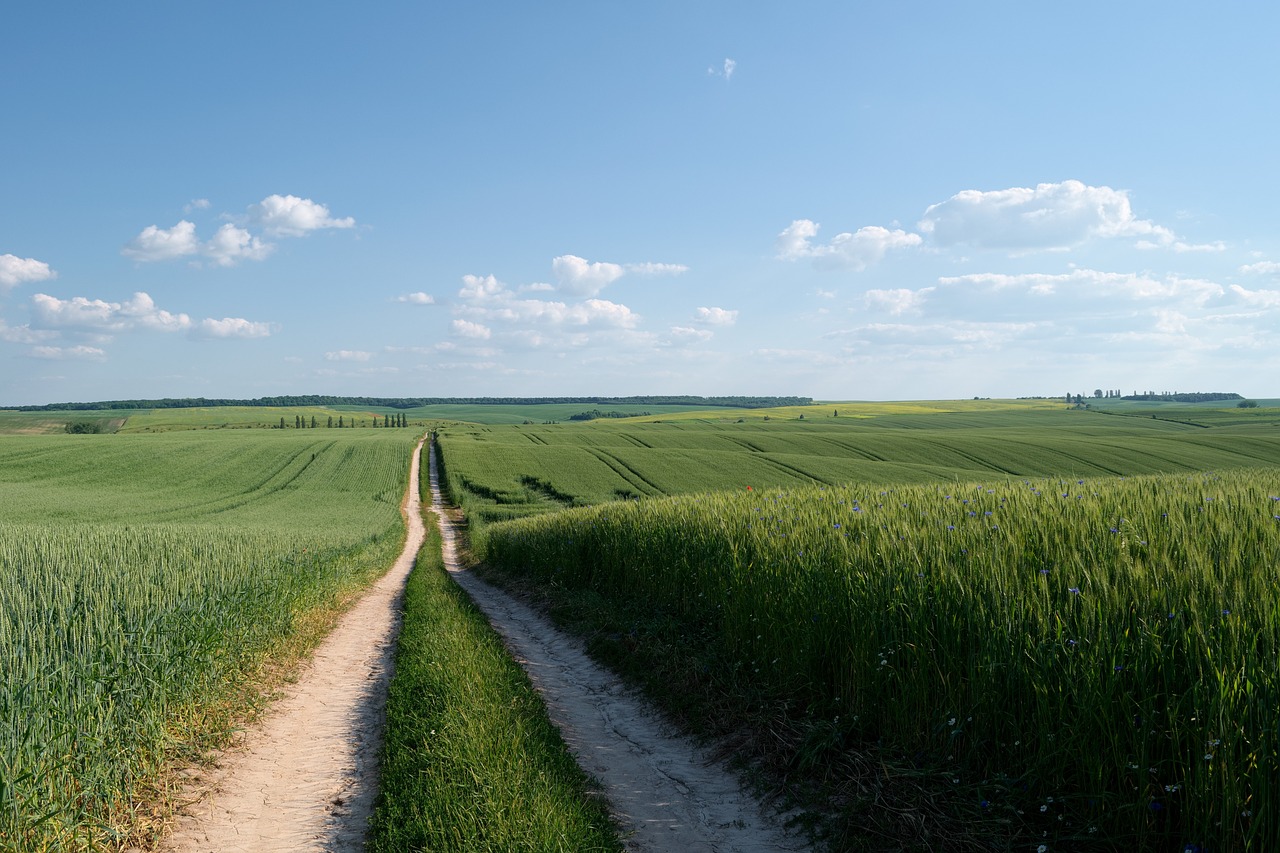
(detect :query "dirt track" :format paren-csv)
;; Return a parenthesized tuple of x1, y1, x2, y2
(158, 437, 426, 853)
(161, 437, 803, 852)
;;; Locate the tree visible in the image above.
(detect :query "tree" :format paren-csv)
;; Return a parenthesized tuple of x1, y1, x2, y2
(280, 416, 286, 429)
(327, 416, 334, 428)
(338, 416, 345, 428)
(311, 415, 317, 428)
(1238, 400, 1259, 408)
(1094, 389, 1103, 398)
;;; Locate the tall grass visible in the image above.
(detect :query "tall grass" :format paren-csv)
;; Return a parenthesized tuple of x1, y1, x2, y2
(483, 471, 1280, 849)
(0, 432, 416, 850)
(368, 508, 621, 852)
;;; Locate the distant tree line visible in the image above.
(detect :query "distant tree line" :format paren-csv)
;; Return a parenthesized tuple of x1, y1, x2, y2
(1063, 390, 1243, 405)
(11, 395, 812, 412)
(1120, 392, 1242, 403)
(568, 407, 655, 417)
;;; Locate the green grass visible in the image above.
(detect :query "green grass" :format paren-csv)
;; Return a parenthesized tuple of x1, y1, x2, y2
(368, 504, 621, 852)
(0, 430, 418, 851)
(479, 471, 1280, 850)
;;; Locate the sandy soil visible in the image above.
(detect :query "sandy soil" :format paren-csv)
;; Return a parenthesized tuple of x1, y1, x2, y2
(426, 443, 807, 853)
(159, 437, 426, 853)
(160, 436, 804, 852)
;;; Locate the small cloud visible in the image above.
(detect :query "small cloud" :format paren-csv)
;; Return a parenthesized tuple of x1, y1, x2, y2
(249, 194, 355, 237)
(28, 345, 106, 361)
(695, 306, 738, 326)
(122, 220, 201, 262)
(184, 198, 211, 212)
(452, 319, 492, 339)
(324, 349, 373, 361)
(864, 287, 935, 315)
(0, 254, 56, 288)
(625, 262, 689, 276)
(1240, 261, 1280, 276)
(708, 58, 736, 80)
(777, 219, 921, 270)
(395, 291, 436, 304)
(552, 254, 625, 296)
(670, 326, 714, 343)
(191, 317, 272, 339)
(205, 223, 272, 266)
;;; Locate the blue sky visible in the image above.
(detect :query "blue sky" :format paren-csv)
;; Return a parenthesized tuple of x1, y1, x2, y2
(3, 2, 1279, 405)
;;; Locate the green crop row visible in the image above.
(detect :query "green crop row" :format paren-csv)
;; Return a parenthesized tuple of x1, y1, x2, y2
(0, 431, 417, 851)
(481, 470, 1280, 849)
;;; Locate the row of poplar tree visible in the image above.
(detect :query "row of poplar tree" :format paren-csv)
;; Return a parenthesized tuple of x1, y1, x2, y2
(278, 412, 412, 428)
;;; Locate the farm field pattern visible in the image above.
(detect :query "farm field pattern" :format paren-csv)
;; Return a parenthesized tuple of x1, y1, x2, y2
(0, 430, 417, 850)
(447, 401, 1280, 849)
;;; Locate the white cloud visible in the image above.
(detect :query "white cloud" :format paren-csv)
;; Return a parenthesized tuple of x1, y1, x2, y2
(0, 318, 54, 344)
(28, 345, 106, 361)
(1240, 261, 1280, 276)
(122, 220, 201, 262)
(324, 349, 373, 361)
(0, 254, 56, 288)
(917, 180, 1176, 251)
(395, 291, 436, 304)
(249, 194, 355, 237)
(695, 306, 738, 326)
(205, 224, 272, 266)
(552, 254, 626, 296)
(1228, 285, 1280, 308)
(864, 287, 935, 315)
(776, 220, 922, 270)
(1171, 240, 1226, 253)
(670, 326, 714, 343)
(626, 262, 689, 276)
(184, 198, 211, 212)
(31, 291, 270, 342)
(192, 318, 272, 339)
(453, 319, 492, 339)
(459, 274, 507, 301)
(708, 58, 736, 80)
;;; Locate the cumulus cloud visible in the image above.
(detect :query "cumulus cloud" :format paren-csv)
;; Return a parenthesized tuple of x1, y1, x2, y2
(695, 306, 738, 326)
(0, 254, 56, 288)
(28, 345, 106, 361)
(864, 287, 935, 315)
(30, 291, 270, 342)
(122, 221, 202, 262)
(459, 274, 507, 301)
(324, 350, 373, 361)
(1228, 285, 1280, 308)
(191, 318, 272, 339)
(205, 224, 272, 266)
(918, 180, 1177, 251)
(552, 254, 626, 296)
(395, 292, 436, 304)
(670, 326, 715, 343)
(1240, 261, 1280, 276)
(249, 194, 355, 237)
(453, 319, 492, 339)
(123, 194, 354, 266)
(776, 220, 922, 270)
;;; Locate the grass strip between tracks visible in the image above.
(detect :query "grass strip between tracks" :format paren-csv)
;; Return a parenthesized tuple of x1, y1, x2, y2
(367, 507, 622, 852)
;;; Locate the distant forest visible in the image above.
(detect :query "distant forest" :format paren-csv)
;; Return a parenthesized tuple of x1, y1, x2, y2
(1120, 392, 1242, 403)
(10, 395, 813, 412)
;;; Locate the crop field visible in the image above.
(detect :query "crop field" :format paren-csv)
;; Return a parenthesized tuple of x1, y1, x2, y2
(0, 430, 417, 850)
(481, 472, 1280, 849)
(440, 401, 1280, 848)
(437, 404, 1280, 532)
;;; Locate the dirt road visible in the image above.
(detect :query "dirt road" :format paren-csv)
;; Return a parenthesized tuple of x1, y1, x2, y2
(426, 442, 806, 853)
(162, 437, 803, 852)
(160, 437, 426, 853)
